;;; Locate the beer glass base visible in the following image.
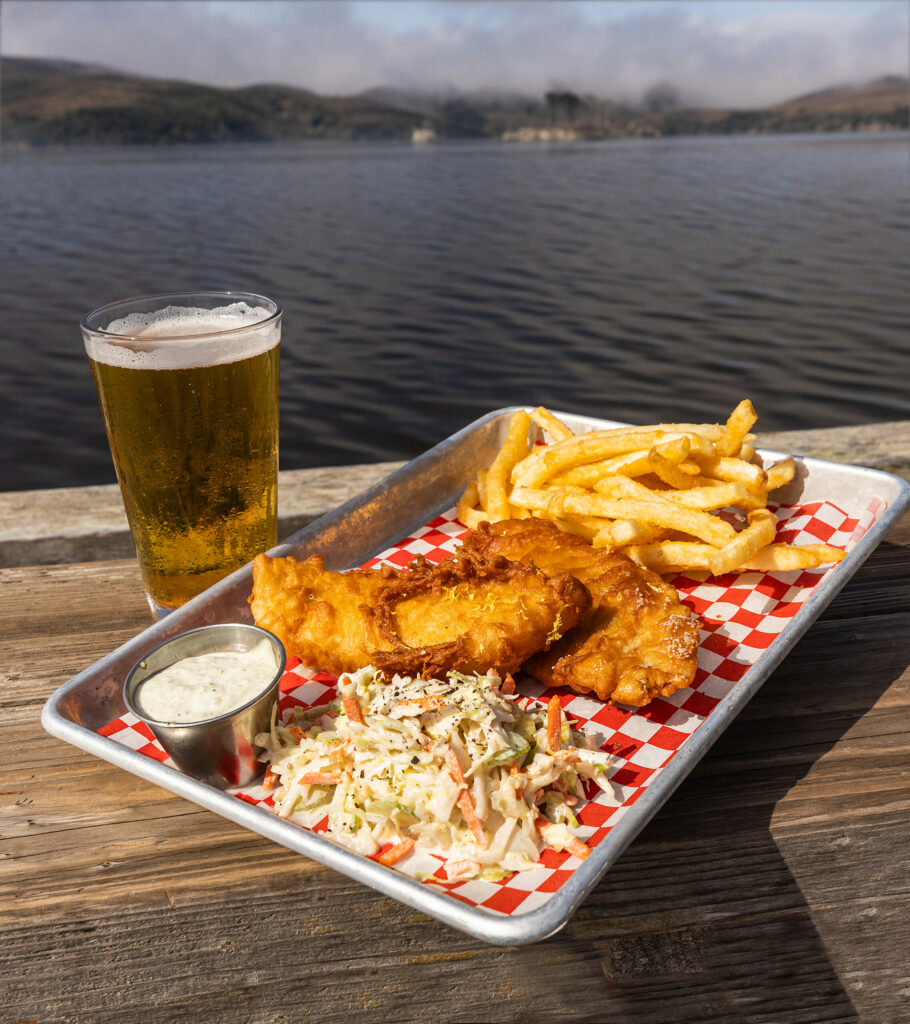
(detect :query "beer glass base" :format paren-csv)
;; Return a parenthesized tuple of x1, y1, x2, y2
(147, 594, 176, 621)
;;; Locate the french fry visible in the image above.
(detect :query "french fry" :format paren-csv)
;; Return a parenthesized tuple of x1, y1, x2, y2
(592, 475, 657, 501)
(553, 436, 694, 488)
(624, 541, 715, 573)
(739, 489, 769, 513)
(765, 457, 796, 492)
(648, 446, 697, 490)
(551, 514, 603, 542)
(715, 399, 757, 457)
(552, 451, 652, 487)
(594, 519, 662, 549)
(512, 428, 711, 489)
(694, 454, 766, 491)
(456, 482, 490, 529)
(486, 411, 530, 520)
(529, 405, 573, 442)
(560, 492, 737, 547)
(475, 468, 489, 512)
(739, 543, 846, 572)
(664, 481, 752, 511)
(509, 485, 554, 513)
(629, 540, 848, 574)
(739, 443, 760, 463)
(707, 508, 777, 576)
(649, 422, 726, 441)
(457, 481, 479, 522)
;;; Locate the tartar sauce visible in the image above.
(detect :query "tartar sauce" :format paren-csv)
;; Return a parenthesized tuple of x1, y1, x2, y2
(136, 639, 278, 724)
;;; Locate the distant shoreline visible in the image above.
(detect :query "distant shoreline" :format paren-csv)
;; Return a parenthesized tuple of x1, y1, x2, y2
(2, 127, 906, 154)
(3, 57, 906, 148)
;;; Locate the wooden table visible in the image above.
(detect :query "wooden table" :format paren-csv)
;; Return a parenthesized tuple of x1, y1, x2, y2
(3, 428, 909, 1024)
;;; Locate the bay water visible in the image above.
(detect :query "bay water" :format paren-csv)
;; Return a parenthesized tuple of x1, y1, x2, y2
(1, 132, 907, 491)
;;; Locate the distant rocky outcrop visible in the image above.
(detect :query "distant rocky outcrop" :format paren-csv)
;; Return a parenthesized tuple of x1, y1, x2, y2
(1, 57, 906, 147)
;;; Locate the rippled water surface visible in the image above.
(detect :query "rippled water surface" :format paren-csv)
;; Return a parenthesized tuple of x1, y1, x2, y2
(1, 133, 908, 491)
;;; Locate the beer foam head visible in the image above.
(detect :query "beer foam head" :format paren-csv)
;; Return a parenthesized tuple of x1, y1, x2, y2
(84, 301, 279, 370)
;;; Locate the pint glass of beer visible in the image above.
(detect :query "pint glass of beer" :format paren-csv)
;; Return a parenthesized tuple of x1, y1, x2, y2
(81, 291, 281, 618)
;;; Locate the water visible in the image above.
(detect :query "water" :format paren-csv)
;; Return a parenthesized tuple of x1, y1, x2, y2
(1, 133, 908, 492)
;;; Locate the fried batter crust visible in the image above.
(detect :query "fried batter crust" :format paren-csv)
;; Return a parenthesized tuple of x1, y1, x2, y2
(460, 519, 700, 706)
(250, 548, 590, 679)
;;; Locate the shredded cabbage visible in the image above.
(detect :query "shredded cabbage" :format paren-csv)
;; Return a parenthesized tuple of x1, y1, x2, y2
(256, 666, 615, 878)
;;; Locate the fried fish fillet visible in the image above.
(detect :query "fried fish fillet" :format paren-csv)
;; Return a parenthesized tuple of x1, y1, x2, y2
(460, 519, 700, 705)
(250, 547, 590, 679)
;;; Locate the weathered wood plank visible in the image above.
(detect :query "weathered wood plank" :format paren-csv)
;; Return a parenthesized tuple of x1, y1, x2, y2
(820, 540, 910, 619)
(757, 420, 910, 480)
(0, 461, 404, 568)
(3, 816, 905, 1022)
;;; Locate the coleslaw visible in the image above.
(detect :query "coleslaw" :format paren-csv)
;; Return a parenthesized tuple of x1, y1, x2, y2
(256, 666, 614, 879)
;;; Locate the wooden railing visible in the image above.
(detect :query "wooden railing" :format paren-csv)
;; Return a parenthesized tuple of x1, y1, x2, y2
(2, 422, 908, 568)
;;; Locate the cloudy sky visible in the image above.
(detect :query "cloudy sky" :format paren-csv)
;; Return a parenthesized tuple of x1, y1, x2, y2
(3, 1, 908, 107)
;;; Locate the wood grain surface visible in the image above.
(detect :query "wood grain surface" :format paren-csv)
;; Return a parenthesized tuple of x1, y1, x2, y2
(2, 494, 909, 1021)
(3, 421, 908, 569)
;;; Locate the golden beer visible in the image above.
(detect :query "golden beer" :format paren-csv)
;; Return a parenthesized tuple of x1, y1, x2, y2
(83, 295, 280, 615)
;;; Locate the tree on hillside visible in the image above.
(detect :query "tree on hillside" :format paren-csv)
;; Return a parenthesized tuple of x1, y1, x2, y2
(643, 82, 680, 114)
(545, 90, 582, 124)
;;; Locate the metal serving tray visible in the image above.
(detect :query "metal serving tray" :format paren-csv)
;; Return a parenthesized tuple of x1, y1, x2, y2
(42, 408, 910, 945)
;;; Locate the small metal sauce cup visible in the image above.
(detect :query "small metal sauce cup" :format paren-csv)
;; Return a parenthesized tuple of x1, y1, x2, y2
(124, 624, 286, 789)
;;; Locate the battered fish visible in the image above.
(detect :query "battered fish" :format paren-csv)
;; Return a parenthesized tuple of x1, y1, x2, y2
(250, 547, 590, 679)
(460, 519, 700, 705)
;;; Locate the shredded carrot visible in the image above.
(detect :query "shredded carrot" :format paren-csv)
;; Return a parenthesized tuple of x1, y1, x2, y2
(262, 765, 279, 790)
(535, 817, 591, 860)
(566, 837, 592, 860)
(444, 747, 484, 847)
(288, 726, 306, 741)
(445, 748, 466, 787)
(298, 772, 342, 785)
(395, 696, 447, 710)
(342, 694, 366, 725)
(507, 763, 525, 800)
(553, 750, 580, 764)
(322, 744, 349, 768)
(547, 695, 562, 752)
(378, 836, 417, 866)
(501, 673, 516, 695)
(447, 859, 481, 877)
(457, 789, 486, 848)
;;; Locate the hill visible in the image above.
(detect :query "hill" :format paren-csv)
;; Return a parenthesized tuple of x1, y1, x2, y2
(646, 76, 908, 137)
(1, 57, 426, 144)
(1, 57, 906, 146)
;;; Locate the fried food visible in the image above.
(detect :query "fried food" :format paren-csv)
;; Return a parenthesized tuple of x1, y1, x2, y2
(250, 547, 590, 679)
(458, 402, 847, 576)
(460, 519, 700, 706)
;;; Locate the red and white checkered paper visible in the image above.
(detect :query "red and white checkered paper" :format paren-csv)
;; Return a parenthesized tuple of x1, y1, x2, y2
(99, 497, 882, 917)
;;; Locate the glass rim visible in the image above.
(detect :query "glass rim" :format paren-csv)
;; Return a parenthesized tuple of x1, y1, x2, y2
(81, 290, 282, 344)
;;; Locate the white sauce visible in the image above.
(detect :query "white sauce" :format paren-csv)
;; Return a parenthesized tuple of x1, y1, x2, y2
(136, 639, 278, 724)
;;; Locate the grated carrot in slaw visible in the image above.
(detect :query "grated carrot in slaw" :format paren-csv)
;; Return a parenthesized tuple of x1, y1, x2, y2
(256, 666, 615, 879)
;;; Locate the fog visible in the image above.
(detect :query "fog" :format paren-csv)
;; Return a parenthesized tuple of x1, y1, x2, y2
(3, 0, 908, 107)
